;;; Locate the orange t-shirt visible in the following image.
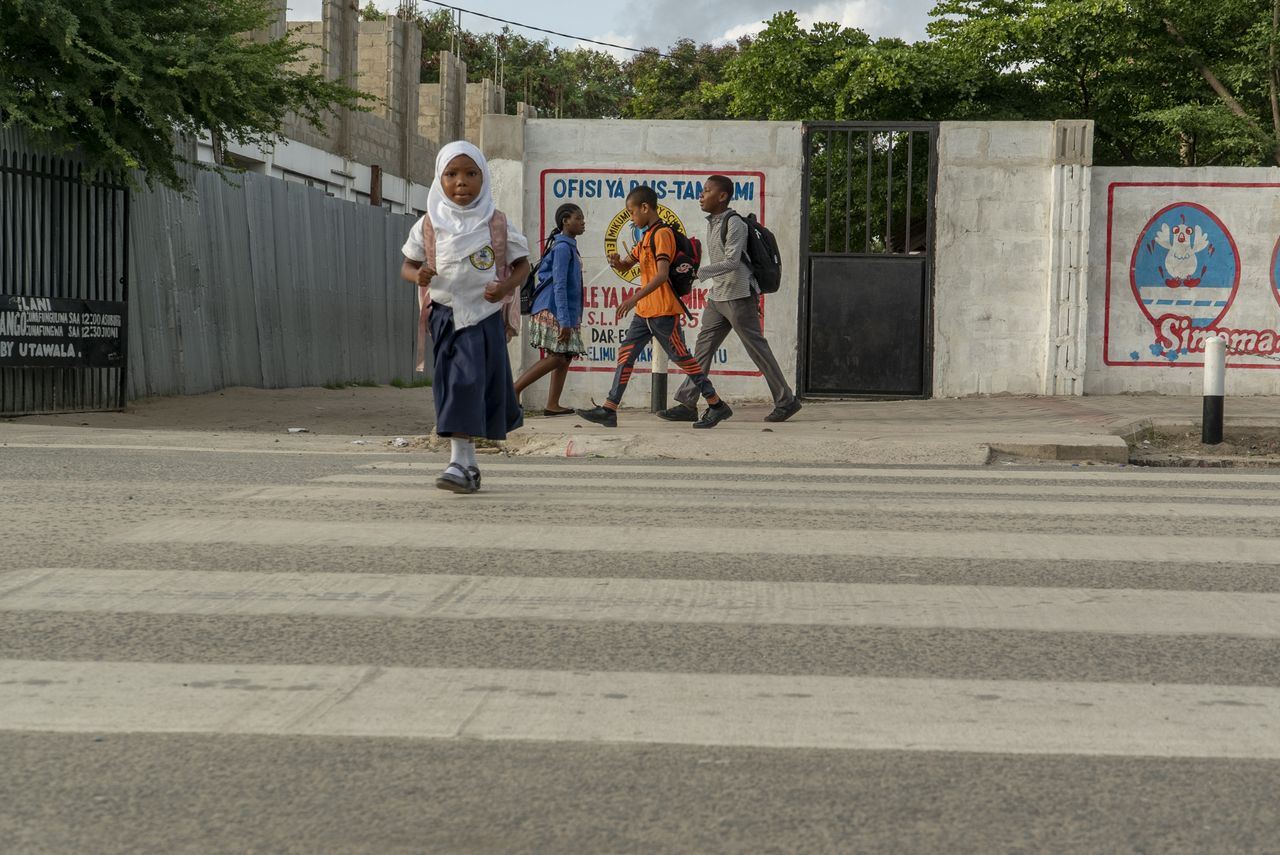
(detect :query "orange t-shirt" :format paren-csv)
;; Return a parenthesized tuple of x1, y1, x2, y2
(633, 225, 685, 318)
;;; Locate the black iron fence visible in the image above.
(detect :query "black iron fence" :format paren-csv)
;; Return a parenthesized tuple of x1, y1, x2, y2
(1, 129, 129, 416)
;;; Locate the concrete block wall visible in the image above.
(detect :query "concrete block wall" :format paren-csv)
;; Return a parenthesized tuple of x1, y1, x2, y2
(269, 2, 510, 191)
(289, 23, 325, 71)
(492, 117, 805, 409)
(932, 122, 1060, 397)
(277, 4, 438, 187)
(356, 22, 394, 107)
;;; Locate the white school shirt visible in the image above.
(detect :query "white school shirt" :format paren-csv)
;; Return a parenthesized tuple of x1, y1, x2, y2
(402, 216, 530, 331)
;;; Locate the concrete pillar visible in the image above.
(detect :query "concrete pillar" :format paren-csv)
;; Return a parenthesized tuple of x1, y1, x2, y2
(1042, 120, 1094, 396)
(246, 0, 287, 43)
(323, 0, 359, 156)
(357, 15, 422, 178)
(466, 79, 506, 146)
(416, 51, 467, 148)
(396, 16, 422, 179)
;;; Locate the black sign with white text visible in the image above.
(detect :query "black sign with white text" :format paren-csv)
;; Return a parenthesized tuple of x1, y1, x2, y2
(0, 295, 125, 367)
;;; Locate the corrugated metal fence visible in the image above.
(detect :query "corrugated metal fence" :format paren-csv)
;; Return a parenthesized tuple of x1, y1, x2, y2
(1, 127, 129, 414)
(2, 127, 418, 414)
(128, 168, 417, 398)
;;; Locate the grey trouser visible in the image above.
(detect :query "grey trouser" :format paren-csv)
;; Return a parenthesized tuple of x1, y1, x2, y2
(675, 296, 796, 409)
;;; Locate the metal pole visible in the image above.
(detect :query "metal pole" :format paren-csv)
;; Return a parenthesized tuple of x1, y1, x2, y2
(650, 346, 668, 413)
(1202, 335, 1226, 445)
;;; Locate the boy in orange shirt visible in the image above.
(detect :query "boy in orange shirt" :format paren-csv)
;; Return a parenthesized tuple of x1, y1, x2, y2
(576, 185, 733, 429)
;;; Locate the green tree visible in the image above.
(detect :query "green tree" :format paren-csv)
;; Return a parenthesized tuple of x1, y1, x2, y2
(929, 0, 1280, 165)
(536, 47, 631, 119)
(621, 39, 742, 120)
(715, 12, 1007, 124)
(713, 13, 872, 120)
(0, 0, 367, 189)
(1136, 0, 1280, 165)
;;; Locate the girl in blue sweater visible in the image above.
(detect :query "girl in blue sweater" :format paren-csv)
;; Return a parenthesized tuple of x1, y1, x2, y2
(514, 203, 586, 415)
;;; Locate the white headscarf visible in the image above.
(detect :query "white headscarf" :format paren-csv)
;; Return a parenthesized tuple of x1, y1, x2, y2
(427, 141, 496, 264)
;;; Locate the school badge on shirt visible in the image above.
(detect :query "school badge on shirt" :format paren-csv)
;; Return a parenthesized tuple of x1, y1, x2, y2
(469, 246, 496, 271)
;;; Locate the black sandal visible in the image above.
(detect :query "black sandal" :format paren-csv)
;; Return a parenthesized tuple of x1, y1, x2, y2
(435, 463, 478, 494)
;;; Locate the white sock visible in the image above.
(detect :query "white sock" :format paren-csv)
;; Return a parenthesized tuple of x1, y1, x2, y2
(449, 438, 473, 468)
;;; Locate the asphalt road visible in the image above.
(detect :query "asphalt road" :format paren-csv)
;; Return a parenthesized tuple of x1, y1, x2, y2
(1, 441, 1278, 854)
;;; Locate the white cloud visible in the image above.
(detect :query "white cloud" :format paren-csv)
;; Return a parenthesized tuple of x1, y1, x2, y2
(574, 32, 638, 63)
(639, 0, 934, 48)
(718, 20, 768, 44)
(794, 0, 929, 41)
(284, 1, 934, 50)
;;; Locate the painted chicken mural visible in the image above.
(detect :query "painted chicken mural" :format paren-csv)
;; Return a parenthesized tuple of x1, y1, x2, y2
(1154, 221, 1212, 287)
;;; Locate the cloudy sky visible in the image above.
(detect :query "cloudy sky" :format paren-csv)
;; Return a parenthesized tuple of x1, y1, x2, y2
(285, 1, 937, 51)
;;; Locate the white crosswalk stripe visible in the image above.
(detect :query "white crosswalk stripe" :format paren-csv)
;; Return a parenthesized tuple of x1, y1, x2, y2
(3, 457, 1279, 764)
(2, 659, 1276, 758)
(108, 516, 1280, 565)
(4, 569, 1276, 636)
(226, 483, 1280, 518)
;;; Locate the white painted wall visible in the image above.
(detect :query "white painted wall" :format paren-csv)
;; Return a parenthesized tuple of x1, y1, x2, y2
(505, 119, 804, 409)
(932, 122, 1059, 397)
(1086, 166, 1280, 395)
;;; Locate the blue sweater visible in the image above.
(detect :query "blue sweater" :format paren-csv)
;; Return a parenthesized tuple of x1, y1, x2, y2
(531, 234, 583, 329)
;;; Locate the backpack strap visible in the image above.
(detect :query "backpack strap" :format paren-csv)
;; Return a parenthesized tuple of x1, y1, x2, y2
(490, 209, 520, 338)
(644, 222, 692, 321)
(719, 210, 749, 260)
(415, 213, 437, 373)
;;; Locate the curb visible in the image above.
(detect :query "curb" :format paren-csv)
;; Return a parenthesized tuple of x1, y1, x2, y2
(505, 429, 1131, 467)
(987, 438, 1130, 464)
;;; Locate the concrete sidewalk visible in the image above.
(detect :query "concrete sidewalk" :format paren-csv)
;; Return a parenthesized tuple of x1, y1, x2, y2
(512, 395, 1279, 465)
(4, 386, 1278, 465)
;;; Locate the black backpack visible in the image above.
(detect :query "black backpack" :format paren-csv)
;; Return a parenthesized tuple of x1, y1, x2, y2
(646, 222, 701, 298)
(519, 235, 557, 315)
(720, 211, 782, 294)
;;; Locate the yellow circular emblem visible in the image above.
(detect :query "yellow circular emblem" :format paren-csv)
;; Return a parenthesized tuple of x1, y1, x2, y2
(469, 246, 496, 271)
(603, 204, 686, 283)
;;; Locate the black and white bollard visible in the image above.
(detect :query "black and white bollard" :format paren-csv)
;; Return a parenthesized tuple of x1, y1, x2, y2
(650, 347, 669, 413)
(1202, 335, 1226, 445)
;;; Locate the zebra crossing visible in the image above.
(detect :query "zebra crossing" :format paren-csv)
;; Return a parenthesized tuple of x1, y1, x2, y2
(2, 449, 1279, 849)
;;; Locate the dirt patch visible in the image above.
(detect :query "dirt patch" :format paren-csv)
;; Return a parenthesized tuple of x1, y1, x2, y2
(1129, 426, 1280, 467)
(4, 386, 436, 437)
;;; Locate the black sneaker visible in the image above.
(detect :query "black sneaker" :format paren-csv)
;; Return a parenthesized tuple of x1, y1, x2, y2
(467, 465, 482, 491)
(693, 401, 733, 429)
(575, 405, 618, 428)
(436, 463, 478, 494)
(657, 404, 698, 422)
(764, 400, 803, 423)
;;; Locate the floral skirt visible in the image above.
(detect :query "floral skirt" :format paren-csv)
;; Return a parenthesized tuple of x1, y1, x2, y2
(528, 310, 586, 358)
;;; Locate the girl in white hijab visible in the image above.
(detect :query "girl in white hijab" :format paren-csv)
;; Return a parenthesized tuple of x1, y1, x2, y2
(400, 141, 530, 493)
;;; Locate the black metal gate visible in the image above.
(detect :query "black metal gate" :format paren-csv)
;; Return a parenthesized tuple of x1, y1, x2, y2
(799, 122, 937, 398)
(1, 131, 129, 416)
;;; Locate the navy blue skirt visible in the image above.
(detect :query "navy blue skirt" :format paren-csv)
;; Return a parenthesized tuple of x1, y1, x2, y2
(429, 303, 523, 440)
